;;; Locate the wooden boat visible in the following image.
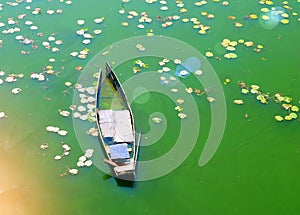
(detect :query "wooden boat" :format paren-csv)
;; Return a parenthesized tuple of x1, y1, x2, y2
(95, 62, 140, 180)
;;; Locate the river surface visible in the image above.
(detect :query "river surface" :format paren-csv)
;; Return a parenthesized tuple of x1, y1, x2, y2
(0, 0, 299, 215)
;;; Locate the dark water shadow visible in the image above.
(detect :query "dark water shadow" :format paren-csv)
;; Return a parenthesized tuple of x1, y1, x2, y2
(115, 178, 135, 188)
(102, 174, 136, 188)
(102, 174, 113, 181)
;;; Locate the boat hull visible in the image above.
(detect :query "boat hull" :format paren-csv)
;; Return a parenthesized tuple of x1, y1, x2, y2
(95, 62, 138, 181)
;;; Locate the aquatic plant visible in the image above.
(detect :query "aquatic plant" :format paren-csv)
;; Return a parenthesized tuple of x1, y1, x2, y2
(237, 81, 299, 122)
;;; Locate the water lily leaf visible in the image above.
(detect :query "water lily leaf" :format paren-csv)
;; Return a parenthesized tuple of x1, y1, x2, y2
(283, 96, 292, 103)
(282, 103, 292, 110)
(277, 96, 284, 102)
(274, 115, 283, 122)
(178, 113, 187, 119)
(207, 97, 216, 103)
(256, 95, 264, 101)
(132, 67, 142, 73)
(175, 106, 183, 112)
(152, 117, 162, 123)
(234, 99, 244, 105)
(250, 88, 258, 94)
(289, 112, 297, 119)
(134, 59, 143, 66)
(284, 115, 292, 121)
(241, 88, 249, 94)
(260, 98, 267, 104)
(291, 106, 299, 112)
(142, 63, 149, 68)
(251, 85, 260, 90)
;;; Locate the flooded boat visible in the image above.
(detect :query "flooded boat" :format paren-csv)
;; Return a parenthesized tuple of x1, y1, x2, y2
(95, 62, 140, 181)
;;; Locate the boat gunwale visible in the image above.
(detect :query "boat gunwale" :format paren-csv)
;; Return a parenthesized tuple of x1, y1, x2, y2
(95, 61, 137, 178)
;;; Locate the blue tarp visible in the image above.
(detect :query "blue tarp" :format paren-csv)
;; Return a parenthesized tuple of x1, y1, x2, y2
(109, 143, 130, 159)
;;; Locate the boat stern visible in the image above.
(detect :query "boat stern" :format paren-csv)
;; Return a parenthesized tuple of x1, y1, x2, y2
(114, 163, 136, 180)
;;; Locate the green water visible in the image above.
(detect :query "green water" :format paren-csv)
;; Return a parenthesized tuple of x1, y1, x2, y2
(0, 0, 300, 214)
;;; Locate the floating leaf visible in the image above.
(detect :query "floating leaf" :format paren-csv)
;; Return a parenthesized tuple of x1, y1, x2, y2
(185, 87, 193, 94)
(68, 169, 79, 175)
(234, 99, 244, 105)
(178, 113, 187, 119)
(284, 115, 292, 121)
(176, 98, 185, 105)
(241, 89, 249, 94)
(207, 97, 215, 103)
(280, 19, 289, 24)
(205, 51, 214, 57)
(251, 85, 260, 90)
(249, 14, 258, 19)
(152, 117, 162, 123)
(260, 98, 267, 104)
(224, 78, 231, 84)
(226, 46, 236, 51)
(250, 88, 258, 94)
(282, 103, 292, 110)
(257, 44, 264, 49)
(274, 115, 284, 122)
(289, 112, 297, 119)
(224, 53, 238, 59)
(277, 96, 285, 102)
(142, 63, 149, 68)
(256, 95, 264, 101)
(132, 67, 142, 73)
(291, 106, 299, 112)
(283, 96, 292, 103)
(175, 106, 183, 112)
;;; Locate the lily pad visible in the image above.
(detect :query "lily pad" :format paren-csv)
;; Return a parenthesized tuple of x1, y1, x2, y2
(175, 106, 183, 112)
(241, 88, 249, 94)
(58, 130, 68, 136)
(194, 70, 203, 76)
(77, 20, 85, 25)
(284, 115, 292, 121)
(289, 112, 297, 119)
(54, 155, 62, 160)
(234, 99, 244, 105)
(152, 117, 162, 123)
(178, 113, 187, 119)
(179, 70, 189, 77)
(0, 112, 7, 118)
(226, 46, 236, 51)
(205, 51, 214, 57)
(291, 106, 299, 112)
(281, 19, 289, 24)
(162, 67, 171, 72)
(207, 97, 215, 103)
(185, 87, 193, 94)
(277, 96, 285, 102)
(274, 115, 284, 122)
(176, 98, 185, 105)
(251, 85, 260, 90)
(256, 95, 264, 101)
(282, 103, 292, 110)
(283, 96, 292, 103)
(250, 88, 259, 94)
(224, 53, 237, 59)
(132, 67, 141, 73)
(84, 160, 93, 167)
(68, 169, 79, 175)
(261, 8, 270, 12)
